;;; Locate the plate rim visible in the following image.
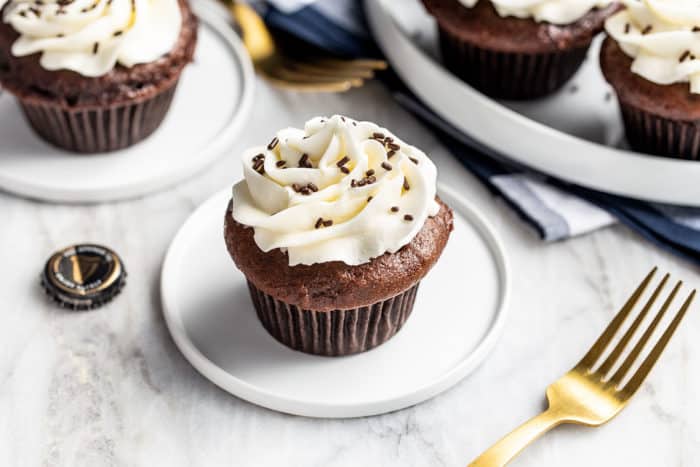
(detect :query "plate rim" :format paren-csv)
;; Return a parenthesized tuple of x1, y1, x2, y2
(0, 0, 254, 204)
(366, 0, 700, 207)
(160, 183, 511, 418)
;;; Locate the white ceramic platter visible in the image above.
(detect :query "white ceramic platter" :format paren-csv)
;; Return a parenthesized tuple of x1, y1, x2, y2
(0, 0, 253, 203)
(161, 184, 509, 418)
(366, 0, 700, 207)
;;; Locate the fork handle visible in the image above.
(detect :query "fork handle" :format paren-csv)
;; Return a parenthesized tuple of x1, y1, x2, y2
(468, 408, 564, 467)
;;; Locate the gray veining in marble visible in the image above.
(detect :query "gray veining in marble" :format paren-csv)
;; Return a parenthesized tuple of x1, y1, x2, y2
(1, 81, 699, 467)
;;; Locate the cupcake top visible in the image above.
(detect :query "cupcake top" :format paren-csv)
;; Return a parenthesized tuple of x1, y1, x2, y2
(457, 0, 613, 25)
(605, 0, 700, 93)
(1, 0, 181, 77)
(231, 115, 440, 267)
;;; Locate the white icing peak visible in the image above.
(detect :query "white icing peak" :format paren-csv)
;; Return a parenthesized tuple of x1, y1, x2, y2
(2, 0, 181, 77)
(606, 0, 700, 93)
(231, 115, 441, 267)
(457, 0, 612, 25)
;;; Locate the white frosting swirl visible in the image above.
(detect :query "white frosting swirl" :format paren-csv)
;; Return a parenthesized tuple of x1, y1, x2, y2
(2, 0, 181, 77)
(458, 0, 612, 25)
(231, 116, 441, 267)
(605, 0, 700, 93)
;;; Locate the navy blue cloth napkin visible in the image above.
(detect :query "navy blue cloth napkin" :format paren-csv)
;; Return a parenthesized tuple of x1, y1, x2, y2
(262, 0, 700, 266)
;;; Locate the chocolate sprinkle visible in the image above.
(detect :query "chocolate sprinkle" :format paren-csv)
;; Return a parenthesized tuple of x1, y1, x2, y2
(381, 162, 392, 171)
(93, 42, 99, 55)
(624, 23, 630, 34)
(403, 178, 410, 191)
(315, 218, 323, 229)
(694, 26, 700, 32)
(276, 160, 286, 168)
(390, 206, 399, 213)
(387, 150, 396, 158)
(323, 219, 333, 227)
(292, 183, 317, 195)
(680, 50, 691, 62)
(267, 137, 279, 150)
(336, 156, 349, 167)
(366, 169, 375, 176)
(404, 214, 414, 221)
(367, 196, 373, 202)
(409, 157, 419, 165)
(113, 30, 123, 37)
(299, 153, 312, 168)
(641, 25, 652, 35)
(372, 132, 385, 140)
(340, 167, 350, 174)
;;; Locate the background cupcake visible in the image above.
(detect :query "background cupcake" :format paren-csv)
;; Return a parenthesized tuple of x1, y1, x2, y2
(224, 115, 454, 357)
(602, 0, 700, 160)
(0, 0, 197, 153)
(422, 0, 618, 100)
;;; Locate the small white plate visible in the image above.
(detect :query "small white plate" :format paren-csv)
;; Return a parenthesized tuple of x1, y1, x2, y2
(366, 0, 700, 207)
(161, 184, 509, 418)
(0, 0, 254, 203)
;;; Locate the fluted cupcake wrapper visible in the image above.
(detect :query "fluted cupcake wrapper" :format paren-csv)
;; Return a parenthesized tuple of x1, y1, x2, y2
(247, 281, 420, 357)
(17, 81, 179, 154)
(437, 27, 589, 100)
(618, 99, 700, 161)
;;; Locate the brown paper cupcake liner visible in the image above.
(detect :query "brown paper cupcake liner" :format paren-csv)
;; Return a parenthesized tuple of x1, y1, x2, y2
(18, 82, 179, 154)
(438, 27, 589, 100)
(247, 280, 420, 357)
(618, 99, 700, 160)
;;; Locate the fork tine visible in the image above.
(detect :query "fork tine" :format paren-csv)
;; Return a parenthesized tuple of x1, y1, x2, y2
(621, 289, 695, 395)
(315, 58, 388, 70)
(596, 274, 669, 376)
(259, 68, 356, 93)
(609, 282, 685, 391)
(274, 63, 363, 87)
(289, 62, 376, 79)
(576, 267, 657, 370)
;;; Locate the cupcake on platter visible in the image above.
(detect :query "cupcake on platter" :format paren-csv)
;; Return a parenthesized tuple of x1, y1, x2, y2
(421, 0, 619, 99)
(602, 0, 700, 160)
(0, 0, 197, 153)
(224, 115, 454, 357)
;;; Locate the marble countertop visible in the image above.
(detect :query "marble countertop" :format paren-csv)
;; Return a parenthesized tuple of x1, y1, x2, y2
(2, 81, 699, 467)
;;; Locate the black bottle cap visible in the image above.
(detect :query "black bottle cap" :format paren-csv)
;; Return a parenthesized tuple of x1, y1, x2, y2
(41, 244, 126, 310)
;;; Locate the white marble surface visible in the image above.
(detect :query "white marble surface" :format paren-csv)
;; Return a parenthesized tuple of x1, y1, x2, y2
(1, 81, 699, 467)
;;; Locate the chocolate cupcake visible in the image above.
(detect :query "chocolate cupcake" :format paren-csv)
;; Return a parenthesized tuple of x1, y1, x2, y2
(422, 0, 618, 99)
(224, 115, 454, 357)
(0, 0, 197, 153)
(601, 1, 700, 160)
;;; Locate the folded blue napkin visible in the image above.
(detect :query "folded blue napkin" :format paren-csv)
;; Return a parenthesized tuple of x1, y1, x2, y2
(263, 0, 700, 266)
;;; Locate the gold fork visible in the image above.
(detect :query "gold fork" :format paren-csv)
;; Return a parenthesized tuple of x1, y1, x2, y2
(226, 2, 387, 92)
(470, 267, 696, 467)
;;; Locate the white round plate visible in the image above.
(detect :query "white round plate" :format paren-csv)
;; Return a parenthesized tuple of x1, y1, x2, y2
(0, 0, 253, 203)
(366, 0, 700, 207)
(161, 184, 509, 418)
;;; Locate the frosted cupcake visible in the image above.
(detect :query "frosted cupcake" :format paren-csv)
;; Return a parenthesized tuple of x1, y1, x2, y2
(0, 0, 197, 153)
(602, 0, 700, 159)
(422, 0, 619, 99)
(224, 115, 454, 357)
